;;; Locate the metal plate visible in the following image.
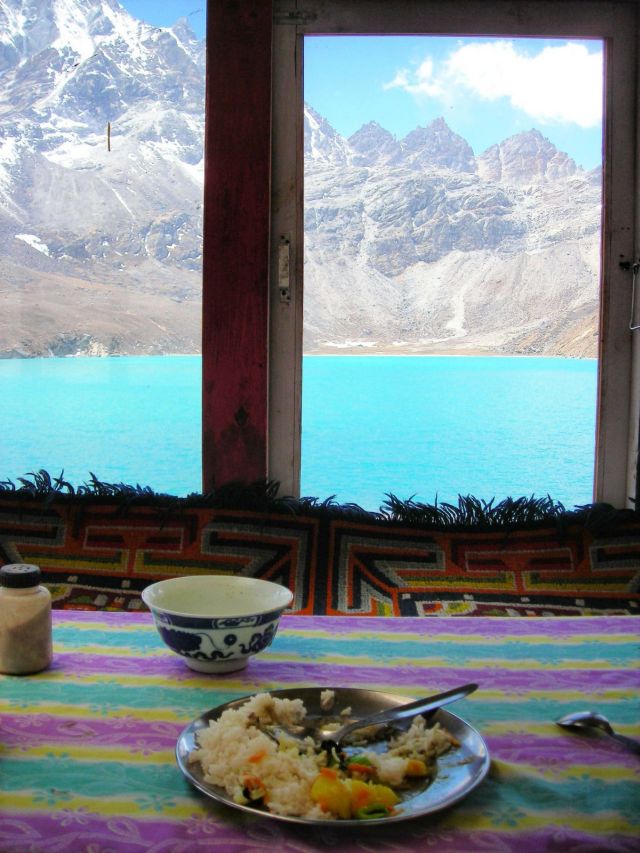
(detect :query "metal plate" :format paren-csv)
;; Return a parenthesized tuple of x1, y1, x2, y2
(176, 687, 490, 826)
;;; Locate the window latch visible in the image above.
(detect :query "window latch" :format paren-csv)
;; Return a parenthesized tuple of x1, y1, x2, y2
(278, 236, 291, 304)
(627, 259, 640, 331)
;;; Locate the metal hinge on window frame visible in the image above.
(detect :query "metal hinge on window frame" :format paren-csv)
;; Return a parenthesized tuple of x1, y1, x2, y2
(277, 235, 292, 304)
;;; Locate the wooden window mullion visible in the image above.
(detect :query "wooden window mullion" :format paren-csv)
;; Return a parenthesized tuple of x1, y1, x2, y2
(202, 0, 273, 491)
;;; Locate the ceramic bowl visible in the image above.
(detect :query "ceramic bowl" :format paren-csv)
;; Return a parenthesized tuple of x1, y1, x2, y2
(141, 575, 294, 673)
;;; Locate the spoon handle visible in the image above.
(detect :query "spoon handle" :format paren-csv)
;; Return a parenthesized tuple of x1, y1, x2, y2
(609, 732, 640, 755)
(331, 682, 478, 744)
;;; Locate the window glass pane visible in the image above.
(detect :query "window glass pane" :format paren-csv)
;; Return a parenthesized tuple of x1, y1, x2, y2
(0, 0, 205, 493)
(302, 35, 602, 509)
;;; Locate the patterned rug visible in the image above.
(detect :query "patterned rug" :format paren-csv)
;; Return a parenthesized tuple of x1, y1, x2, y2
(2, 484, 639, 616)
(44, 574, 638, 616)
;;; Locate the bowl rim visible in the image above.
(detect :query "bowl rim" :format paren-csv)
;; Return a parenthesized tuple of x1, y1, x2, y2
(141, 574, 294, 618)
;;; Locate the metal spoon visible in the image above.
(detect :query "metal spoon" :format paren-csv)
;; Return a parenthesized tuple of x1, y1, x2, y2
(264, 683, 477, 749)
(556, 710, 640, 755)
(319, 682, 478, 752)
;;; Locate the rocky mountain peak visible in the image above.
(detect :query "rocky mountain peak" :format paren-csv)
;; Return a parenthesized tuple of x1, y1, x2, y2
(349, 120, 400, 166)
(478, 128, 579, 183)
(398, 117, 477, 173)
(304, 103, 351, 165)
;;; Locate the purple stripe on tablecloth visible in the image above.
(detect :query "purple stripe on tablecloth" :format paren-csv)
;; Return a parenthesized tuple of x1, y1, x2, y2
(5, 712, 637, 770)
(53, 610, 152, 626)
(49, 652, 197, 679)
(52, 610, 640, 639)
(50, 652, 637, 692)
(1, 814, 637, 853)
(483, 734, 640, 769)
(241, 661, 638, 692)
(0, 712, 183, 751)
(233, 661, 638, 694)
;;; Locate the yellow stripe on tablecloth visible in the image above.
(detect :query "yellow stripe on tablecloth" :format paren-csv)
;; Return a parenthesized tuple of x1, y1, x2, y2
(475, 719, 639, 735)
(52, 643, 166, 658)
(279, 628, 639, 646)
(4, 793, 636, 835)
(489, 758, 639, 782)
(2, 793, 202, 819)
(14, 744, 176, 762)
(54, 619, 157, 632)
(0, 702, 191, 722)
(450, 687, 636, 702)
(40, 669, 210, 687)
(437, 810, 638, 835)
(5, 668, 279, 690)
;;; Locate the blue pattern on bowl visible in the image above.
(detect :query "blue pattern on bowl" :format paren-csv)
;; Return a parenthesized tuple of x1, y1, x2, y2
(155, 610, 284, 630)
(152, 613, 278, 664)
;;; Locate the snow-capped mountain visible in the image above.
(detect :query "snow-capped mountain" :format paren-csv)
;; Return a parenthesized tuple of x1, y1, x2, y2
(0, 0, 204, 355)
(0, 0, 601, 358)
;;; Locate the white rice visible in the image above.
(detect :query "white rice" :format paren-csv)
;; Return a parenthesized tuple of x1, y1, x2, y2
(189, 692, 457, 819)
(360, 715, 455, 786)
(320, 689, 335, 711)
(190, 693, 327, 817)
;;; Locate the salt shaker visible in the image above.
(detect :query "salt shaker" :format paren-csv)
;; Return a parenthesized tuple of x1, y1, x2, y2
(0, 563, 53, 675)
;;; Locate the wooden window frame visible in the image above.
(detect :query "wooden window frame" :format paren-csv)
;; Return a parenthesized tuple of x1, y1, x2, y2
(202, 1, 273, 490)
(204, 0, 640, 508)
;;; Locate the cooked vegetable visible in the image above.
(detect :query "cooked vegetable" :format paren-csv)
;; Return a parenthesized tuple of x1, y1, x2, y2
(310, 770, 400, 819)
(345, 754, 376, 778)
(346, 754, 373, 768)
(347, 778, 371, 812)
(241, 774, 267, 803)
(310, 768, 351, 819)
(405, 758, 428, 776)
(355, 803, 392, 820)
(368, 783, 399, 809)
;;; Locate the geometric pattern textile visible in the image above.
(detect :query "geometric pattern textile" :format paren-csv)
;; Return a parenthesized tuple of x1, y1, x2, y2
(324, 518, 640, 616)
(1, 496, 639, 616)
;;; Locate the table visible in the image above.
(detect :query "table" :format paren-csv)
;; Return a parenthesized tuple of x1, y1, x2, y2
(1, 612, 638, 852)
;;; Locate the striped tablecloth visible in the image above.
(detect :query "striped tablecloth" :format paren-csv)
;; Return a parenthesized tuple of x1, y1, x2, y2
(1, 612, 638, 852)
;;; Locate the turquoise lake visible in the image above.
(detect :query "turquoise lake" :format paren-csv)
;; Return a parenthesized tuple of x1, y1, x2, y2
(0, 354, 597, 509)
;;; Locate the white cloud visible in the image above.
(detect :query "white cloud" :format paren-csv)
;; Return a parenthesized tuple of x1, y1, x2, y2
(384, 57, 443, 98)
(385, 41, 602, 128)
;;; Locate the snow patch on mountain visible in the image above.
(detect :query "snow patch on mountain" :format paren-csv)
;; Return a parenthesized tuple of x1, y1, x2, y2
(16, 232, 50, 254)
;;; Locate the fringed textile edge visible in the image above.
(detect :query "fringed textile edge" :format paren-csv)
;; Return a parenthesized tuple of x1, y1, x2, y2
(1, 468, 637, 533)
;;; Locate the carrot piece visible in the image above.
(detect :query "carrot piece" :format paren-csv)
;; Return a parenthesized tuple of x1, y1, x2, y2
(248, 749, 267, 763)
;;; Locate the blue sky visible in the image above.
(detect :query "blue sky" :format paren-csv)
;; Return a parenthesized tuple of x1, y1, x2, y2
(119, 3, 603, 170)
(120, 0, 206, 38)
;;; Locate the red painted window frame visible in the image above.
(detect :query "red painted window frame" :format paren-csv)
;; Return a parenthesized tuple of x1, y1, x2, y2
(202, 0, 272, 491)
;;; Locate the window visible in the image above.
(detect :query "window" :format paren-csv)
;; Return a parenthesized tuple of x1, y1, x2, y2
(1, 0, 205, 494)
(264, 0, 639, 507)
(301, 33, 603, 508)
